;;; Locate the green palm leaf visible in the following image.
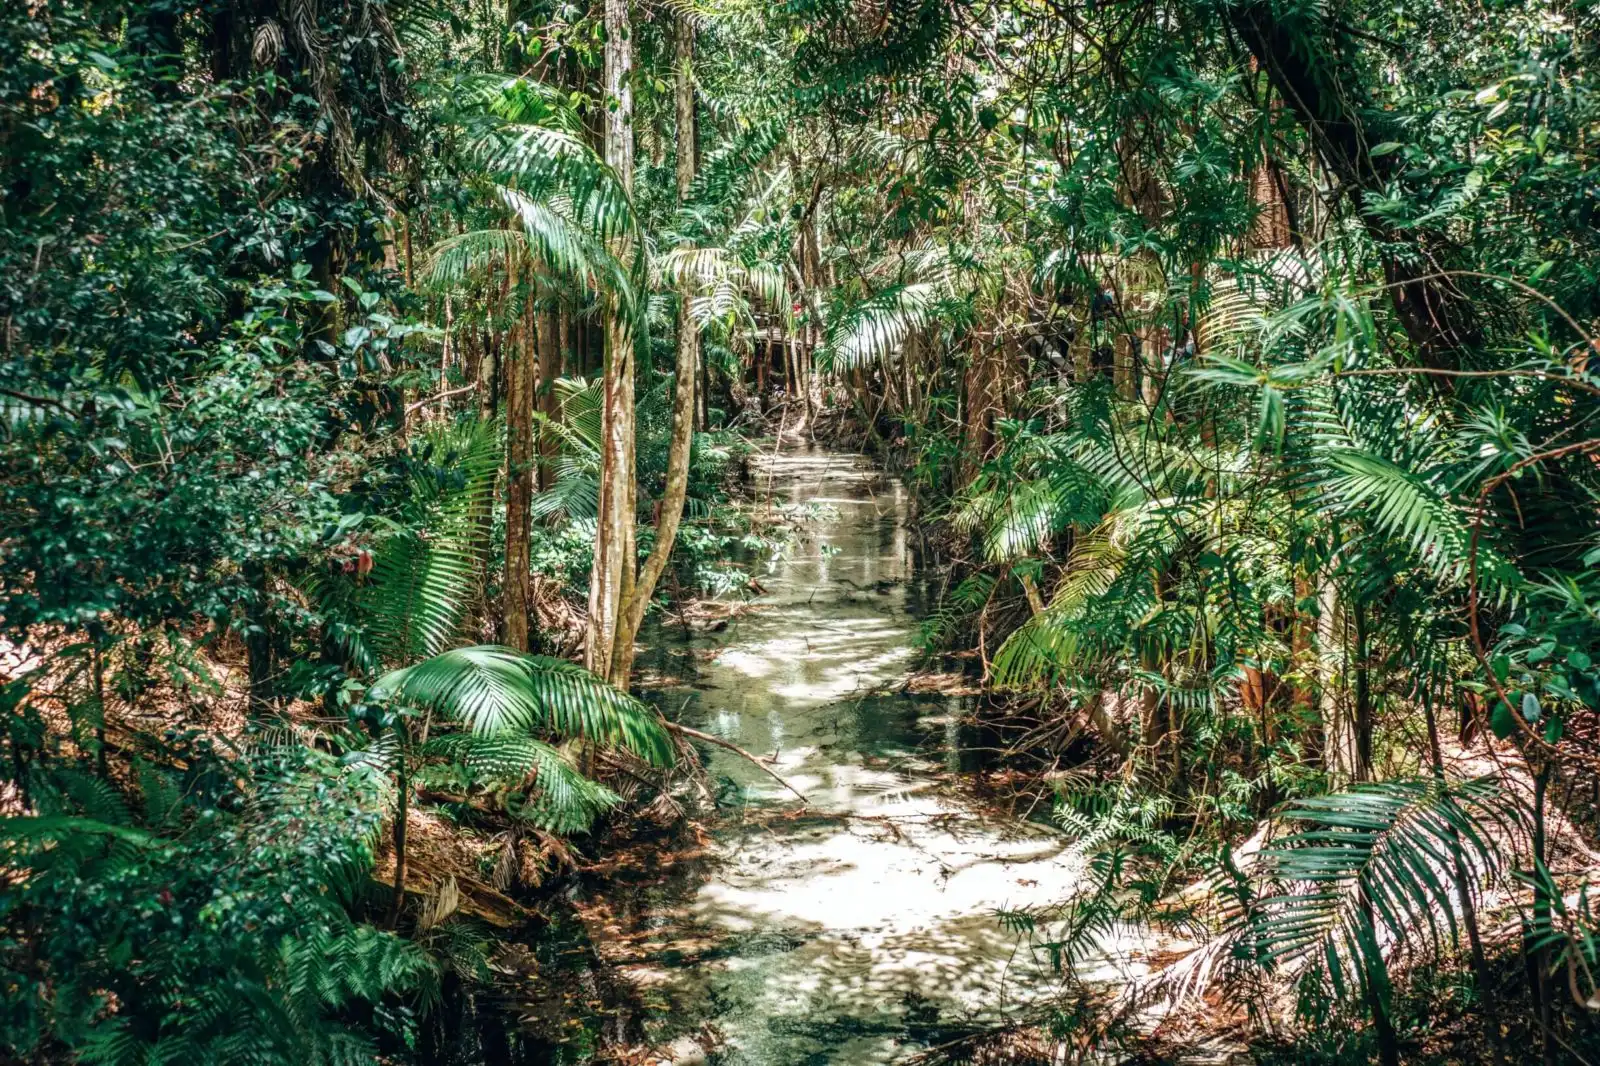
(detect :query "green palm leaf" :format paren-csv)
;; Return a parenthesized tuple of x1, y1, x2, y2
(1320, 449, 1518, 591)
(818, 281, 941, 371)
(370, 646, 674, 768)
(1249, 776, 1526, 994)
(467, 120, 633, 240)
(419, 227, 526, 290)
(423, 733, 621, 834)
(329, 421, 500, 669)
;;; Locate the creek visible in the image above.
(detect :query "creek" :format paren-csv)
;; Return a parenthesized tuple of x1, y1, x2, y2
(575, 447, 1147, 1065)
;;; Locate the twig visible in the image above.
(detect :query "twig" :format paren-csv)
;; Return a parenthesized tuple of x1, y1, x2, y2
(662, 721, 809, 805)
(406, 382, 477, 415)
(0, 387, 70, 412)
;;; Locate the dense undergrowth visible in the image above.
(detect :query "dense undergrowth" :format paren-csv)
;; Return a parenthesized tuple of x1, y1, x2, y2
(6, 0, 1600, 1061)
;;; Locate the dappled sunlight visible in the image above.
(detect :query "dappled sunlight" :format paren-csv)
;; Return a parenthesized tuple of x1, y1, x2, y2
(634, 450, 1096, 1064)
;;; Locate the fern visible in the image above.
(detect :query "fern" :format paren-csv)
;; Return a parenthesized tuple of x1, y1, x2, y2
(0, 751, 434, 1066)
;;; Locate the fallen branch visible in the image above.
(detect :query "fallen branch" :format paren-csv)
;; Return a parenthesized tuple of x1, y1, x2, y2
(662, 721, 809, 805)
(405, 382, 478, 415)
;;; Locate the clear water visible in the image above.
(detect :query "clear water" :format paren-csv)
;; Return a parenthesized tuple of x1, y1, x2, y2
(613, 449, 1130, 1065)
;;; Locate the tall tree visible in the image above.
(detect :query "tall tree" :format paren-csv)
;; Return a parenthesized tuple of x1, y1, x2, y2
(587, 0, 638, 680)
(610, 11, 700, 683)
(503, 268, 535, 651)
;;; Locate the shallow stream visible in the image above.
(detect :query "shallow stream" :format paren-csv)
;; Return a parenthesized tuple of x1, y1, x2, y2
(597, 448, 1137, 1064)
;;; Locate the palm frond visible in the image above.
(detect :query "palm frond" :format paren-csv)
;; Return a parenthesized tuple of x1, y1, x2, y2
(818, 281, 941, 371)
(467, 121, 634, 241)
(1249, 776, 1527, 997)
(496, 185, 633, 303)
(1319, 449, 1518, 592)
(423, 733, 621, 833)
(370, 646, 674, 767)
(419, 227, 526, 291)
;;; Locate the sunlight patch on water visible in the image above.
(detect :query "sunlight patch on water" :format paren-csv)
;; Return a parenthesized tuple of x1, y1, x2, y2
(627, 449, 1118, 1065)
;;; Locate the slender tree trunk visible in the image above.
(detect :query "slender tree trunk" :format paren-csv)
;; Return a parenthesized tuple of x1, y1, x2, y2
(1423, 685, 1495, 1039)
(390, 752, 409, 927)
(478, 327, 498, 424)
(536, 308, 563, 491)
(1082, 689, 1129, 760)
(610, 12, 698, 685)
(1113, 331, 1135, 400)
(587, 0, 637, 679)
(1359, 894, 1403, 1066)
(786, 332, 799, 417)
(439, 295, 454, 421)
(696, 345, 710, 430)
(961, 336, 1003, 484)
(803, 217, 821, 424)
(1319, 577, 1359, 783)
(1353, 597, 1372, 780)
(503, 277, 534, 652)
(1531, 761, 1557, 1064)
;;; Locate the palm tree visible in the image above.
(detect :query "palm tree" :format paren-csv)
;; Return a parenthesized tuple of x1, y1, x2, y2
(422, 74, 641, 654)
(312, 421, 672, 921)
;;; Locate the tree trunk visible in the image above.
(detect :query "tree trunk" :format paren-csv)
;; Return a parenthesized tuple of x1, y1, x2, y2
(478, 327, 498, 424)
(503, 280, 534, 652)
(587, 0, 637, 679)
(1319, 577, 1359, 783)
(536, 308, 563, 491)
(696, 342, 710, 430)
(389, 752, 409, 927)
(1353, 597, 1373, 780)
(961, 336, 1003, 485)
(1083, 690, 1130, 760)
(610, 12, 698, 685)
(243, 562, 276, 718)
(1423, 685, 1496, 1042)
(1113, 331, 1135, 400)
(1532, 761, 1557, 1065)
(1359, 895, 1403, 1066)
(1229, 4, 1479, 377)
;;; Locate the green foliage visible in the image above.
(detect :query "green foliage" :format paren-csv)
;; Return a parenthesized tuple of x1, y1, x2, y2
(1249, 777, 1527, 1003)
(314, 416, 673, 834)
(373, 644, 674, 768)
(0, 748, 435, 1064)
(423, 732, 622, 833)
(11, 0, 1600, 1056)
